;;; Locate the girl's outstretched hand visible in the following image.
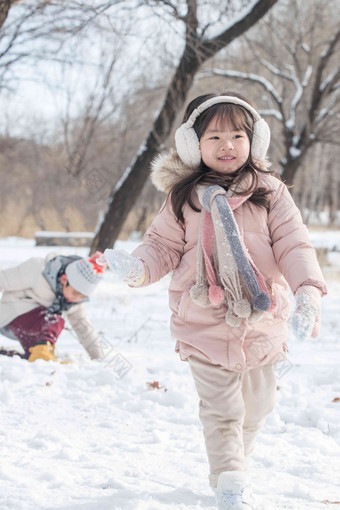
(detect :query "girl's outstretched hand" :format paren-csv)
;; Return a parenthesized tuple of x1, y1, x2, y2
(292, 285, 322, 340)
(97, 249, 145, 286)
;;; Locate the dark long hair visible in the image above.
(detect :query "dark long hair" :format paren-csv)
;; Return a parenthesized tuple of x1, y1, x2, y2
(171, 92, 277, 223)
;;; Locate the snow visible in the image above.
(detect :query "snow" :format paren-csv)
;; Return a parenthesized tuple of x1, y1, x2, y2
(308, 228, 340, 249)
(0, 236, 340, 510)
(289, 77, 303, 132)
(285, 118, 295, 130)
(259, 109, 283, 122)
(302, 65, 312, 87)
(289, 146, 302, 159)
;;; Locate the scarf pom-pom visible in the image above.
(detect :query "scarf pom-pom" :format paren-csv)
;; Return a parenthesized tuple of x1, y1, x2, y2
(209, 285, 225, 306)
(252, 292, 271, 311)
(190, 283, 210, 307)
(225, 309, 242, 327)
(249, 309, 264, 323)
(233, 299, 251, 318)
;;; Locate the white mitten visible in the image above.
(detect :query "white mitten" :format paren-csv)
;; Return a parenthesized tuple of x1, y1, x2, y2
(97, 249, 145, 286)
(292, 285, 321, 340)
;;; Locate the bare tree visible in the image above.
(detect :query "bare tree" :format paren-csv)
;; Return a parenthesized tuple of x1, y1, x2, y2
(1, 1, 279, 245)
(90, 0, 279, 253)
(0, 0, 138, 185)
(0, 1, 131, 91)
(205, 0, 340, 185)
(61, 49, 122, 177)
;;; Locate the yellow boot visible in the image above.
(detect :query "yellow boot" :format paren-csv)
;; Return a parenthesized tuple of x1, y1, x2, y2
(28, 341, 58, 362)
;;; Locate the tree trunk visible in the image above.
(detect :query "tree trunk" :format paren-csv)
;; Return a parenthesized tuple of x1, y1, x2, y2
(280, 158, 302, 186)
(90, 0, 279, 253)
(0, 0, 11, 29)
(90, 51, 200, 252)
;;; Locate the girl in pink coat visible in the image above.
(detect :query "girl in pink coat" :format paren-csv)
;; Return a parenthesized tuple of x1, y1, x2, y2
(99, 92, 327, 510)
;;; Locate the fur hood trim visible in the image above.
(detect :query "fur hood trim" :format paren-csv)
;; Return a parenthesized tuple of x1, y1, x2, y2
(151, 149, 271, 194)
(151, 150, 197, 194)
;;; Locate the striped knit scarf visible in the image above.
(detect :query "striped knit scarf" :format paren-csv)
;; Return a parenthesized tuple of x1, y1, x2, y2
(190, 183, 275, 327)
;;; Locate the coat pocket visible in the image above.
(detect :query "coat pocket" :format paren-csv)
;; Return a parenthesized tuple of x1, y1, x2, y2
(266, 279, 290, 320)
(177, 286, 192, 321)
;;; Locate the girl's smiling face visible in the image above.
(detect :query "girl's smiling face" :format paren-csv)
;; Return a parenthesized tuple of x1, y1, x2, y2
(199, 117, 251, 175)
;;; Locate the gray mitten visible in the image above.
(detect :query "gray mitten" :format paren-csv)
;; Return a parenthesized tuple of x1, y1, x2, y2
(292, 285, 321, 340)
(97, 249, 145, 285)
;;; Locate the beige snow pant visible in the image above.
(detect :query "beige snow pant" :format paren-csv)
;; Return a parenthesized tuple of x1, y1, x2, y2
(189, 354, 277, 487)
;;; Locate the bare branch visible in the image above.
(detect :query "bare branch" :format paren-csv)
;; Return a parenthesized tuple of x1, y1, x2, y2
(201, 0, 278, 59)
(320, 68, 340, 95)
(310, 27, 340, 121)
(259, 58, 296, 84)
(315, 89, 340, 126)
(207, 67, 283, 105)
(63, 51, 119, 176)
(144, 0, 183, 21)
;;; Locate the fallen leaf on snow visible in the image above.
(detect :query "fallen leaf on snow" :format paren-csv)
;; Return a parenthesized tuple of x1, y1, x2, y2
(146, 381, 167, 392)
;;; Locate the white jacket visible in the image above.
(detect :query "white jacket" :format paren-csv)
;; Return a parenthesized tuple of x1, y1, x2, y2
(0, 253, 103, 359)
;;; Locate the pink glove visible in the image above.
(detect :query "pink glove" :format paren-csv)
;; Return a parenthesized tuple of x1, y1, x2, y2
(292, 285, 322, 340)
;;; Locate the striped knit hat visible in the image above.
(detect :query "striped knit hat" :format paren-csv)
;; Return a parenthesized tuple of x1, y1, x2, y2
(65, 251, 105, 296)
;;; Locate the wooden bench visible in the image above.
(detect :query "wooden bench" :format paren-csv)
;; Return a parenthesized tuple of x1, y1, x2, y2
(35, 231, 94, 247)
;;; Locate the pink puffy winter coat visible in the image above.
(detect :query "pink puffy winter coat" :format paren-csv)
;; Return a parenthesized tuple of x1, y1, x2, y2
(133, 151, 327, 372)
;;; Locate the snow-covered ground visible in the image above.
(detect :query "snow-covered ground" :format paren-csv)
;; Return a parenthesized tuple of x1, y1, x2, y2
(0, 235, 339, 510)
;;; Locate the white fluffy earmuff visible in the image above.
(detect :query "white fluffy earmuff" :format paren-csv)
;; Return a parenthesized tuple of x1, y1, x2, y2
(175, 96, 270, 168)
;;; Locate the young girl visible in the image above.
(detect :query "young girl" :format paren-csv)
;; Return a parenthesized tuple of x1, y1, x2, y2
(99, 92, 327, 509)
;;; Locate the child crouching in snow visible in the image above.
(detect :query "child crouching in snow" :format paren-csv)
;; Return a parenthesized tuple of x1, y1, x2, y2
(98, 93, 327, 509)
(0, 252, 106, 362)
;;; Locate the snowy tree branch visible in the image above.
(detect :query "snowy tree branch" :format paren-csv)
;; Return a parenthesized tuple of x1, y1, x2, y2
(207, 67, 283, 106)
(260, 109, 283, 121)
(320, 69, 340, 95)
(310, 27, 340, 120)
(315, 89, 340, 125)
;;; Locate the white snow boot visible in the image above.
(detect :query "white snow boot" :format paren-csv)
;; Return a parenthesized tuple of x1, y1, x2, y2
(214, 471, 254, 510)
